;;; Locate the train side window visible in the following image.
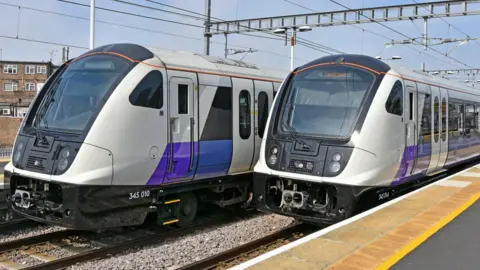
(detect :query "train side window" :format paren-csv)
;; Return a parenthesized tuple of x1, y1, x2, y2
(385, 81, 403, 116)
(417, 93, 431, 154)
(257, 91, 269, 138)
(434, 97, 439, 143)
(239, 90, 251, 139)
(448, 101, 460, 150)
(441, 98, 446, 142)
(178, 84, 188, 114)
(409, 92, 413, 120)
(475, 105, 480, 135)
(200, 86, 232, 141)
(129, 70, 163, 109)
(465, 104, 475, 136)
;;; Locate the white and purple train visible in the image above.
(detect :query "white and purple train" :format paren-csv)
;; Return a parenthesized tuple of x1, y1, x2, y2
(253, 54, 480, 225)
(3, 43, 288, 230)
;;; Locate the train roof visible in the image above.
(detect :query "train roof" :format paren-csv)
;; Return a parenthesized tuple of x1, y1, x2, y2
(149, 47, 288, 82)
(79, 43, 288, 83)
(387, 63, 479, 97)
(297, 53, 480, 98)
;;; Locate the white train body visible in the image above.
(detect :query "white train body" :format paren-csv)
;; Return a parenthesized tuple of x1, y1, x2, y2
(4, 44, 288, 230)
(253, 54, 480, 224)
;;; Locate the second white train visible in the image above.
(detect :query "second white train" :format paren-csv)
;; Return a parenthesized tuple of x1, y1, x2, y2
(253, 54, 480, 225)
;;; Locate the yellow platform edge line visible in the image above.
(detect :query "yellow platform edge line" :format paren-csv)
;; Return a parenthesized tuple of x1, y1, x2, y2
(0, 158, 10, 162)
(376, 192, 480, 270)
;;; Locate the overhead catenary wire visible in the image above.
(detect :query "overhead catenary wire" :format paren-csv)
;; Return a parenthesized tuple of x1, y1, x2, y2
(58, 0, 204, 29)
(0, 1, 308, 62)
(0, 35, 89, 50)
(328, 0, 474, 68)
(56, 0, 332, 57)
(282, 0, 473, 69)
(412, 0, 480, 45)
(128, 0, 344, 55)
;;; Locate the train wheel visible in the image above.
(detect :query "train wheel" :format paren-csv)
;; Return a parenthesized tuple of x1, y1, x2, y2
(175, 192, 198, 227)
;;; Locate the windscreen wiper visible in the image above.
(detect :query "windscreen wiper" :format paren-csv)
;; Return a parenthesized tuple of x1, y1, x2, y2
(34, 78, 61, 146)
(282, 122, 311, 151)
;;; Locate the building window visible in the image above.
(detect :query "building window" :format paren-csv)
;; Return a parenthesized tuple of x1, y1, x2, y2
(25, 65, 36, 74)
(37, 65, 47, 74)
(257, 91, 269, 138)
(3, 64, 17, 74)
(0, 108, 11, 116)
(16, 107, 28, 118)
(25, 83, 36, 91)
(239, 90, 251, 139)
(385, 81, 403, 116)
(4, 83, 18, 91)
(129, 70, 163, 109)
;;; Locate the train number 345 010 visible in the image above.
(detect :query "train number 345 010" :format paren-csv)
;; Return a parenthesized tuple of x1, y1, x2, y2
(129, 190, 151, 200)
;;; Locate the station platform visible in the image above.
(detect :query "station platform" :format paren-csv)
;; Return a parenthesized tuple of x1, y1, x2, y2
(231, 165, 480, 270)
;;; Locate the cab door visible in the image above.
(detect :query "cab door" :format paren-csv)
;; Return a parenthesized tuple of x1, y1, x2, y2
(166, 77, 197, 182)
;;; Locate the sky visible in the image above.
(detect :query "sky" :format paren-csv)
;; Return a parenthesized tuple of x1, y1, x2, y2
(0, 0, 479, 82)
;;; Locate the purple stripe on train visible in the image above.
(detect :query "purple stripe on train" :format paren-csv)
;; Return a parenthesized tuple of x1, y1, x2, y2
(146, 140, 233, 185)
(391, 135, 480, 186)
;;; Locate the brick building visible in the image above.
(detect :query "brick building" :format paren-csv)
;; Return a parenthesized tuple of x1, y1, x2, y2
(0, 60, 57, 117)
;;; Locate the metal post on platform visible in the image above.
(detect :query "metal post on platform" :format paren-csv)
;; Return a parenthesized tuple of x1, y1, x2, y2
(204, 0, 211, 55)
(224, 33, 228, 58)
(290, 28, 295, 71)
(90, 0, 95, 50)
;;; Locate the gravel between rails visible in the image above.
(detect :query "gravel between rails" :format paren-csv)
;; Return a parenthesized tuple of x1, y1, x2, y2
(0, 223, 66, 243)
(68, 214, 297, 270)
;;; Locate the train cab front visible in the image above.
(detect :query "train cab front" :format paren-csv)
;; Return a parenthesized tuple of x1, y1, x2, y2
(253, 54, 389, 225)
(5, 44, 152, 230)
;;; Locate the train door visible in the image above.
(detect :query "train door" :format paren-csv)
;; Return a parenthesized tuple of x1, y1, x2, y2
(229, 78, 254, 174)
(437, 88, 449, 169)
(414, 83, 432, 175)
(251, 80, 274, 170)
(166, 76, 197, 182)
(426, 86, 441, 174)
(403, 80, 418, 176)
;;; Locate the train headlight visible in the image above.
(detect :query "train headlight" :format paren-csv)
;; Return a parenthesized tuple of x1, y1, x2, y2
(271, 147, 278, 155)
(306, 161, 314, 170)
(329, 161, 341, 173)
(332, 153, 342, 162)
(57, 147, 71, 171)
(13, 140, 25, 164)
(268, 155, 278, 165)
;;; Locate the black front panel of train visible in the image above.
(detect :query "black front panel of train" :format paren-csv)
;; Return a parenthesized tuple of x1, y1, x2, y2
(12, 134, 81, 176)
(265, 139, 353, 177)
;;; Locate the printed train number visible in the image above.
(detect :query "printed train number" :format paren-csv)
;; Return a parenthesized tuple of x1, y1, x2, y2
(378, 191, 390, 201)
(129, 190, 151, 200)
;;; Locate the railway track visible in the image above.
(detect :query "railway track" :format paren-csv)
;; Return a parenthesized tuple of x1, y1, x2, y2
(177, 223, 318, 270)
(0, 218, 35, 233)
(0, 209, 260, 270)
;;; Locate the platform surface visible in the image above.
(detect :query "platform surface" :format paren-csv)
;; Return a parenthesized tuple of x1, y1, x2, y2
(393, 200, 479, 270)
(234, 165, 480, 270)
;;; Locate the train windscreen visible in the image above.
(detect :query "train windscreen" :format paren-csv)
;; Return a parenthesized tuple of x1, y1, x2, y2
(34, 54, 130, 133)
(279, 65, 375, 138)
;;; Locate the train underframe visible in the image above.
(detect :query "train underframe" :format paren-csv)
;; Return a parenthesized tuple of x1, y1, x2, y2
(253, 173, 385, 226)
(5, 171, 253, 231)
